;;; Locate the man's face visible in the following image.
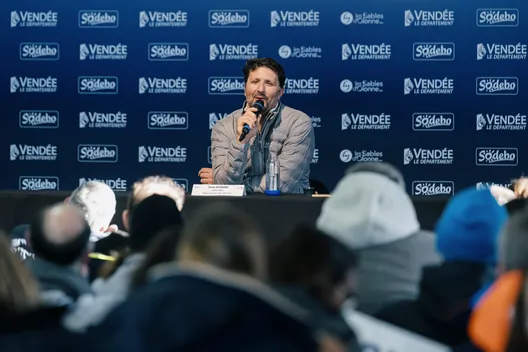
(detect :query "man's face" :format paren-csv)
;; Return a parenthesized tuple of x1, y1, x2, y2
(244, 66, 284, 114)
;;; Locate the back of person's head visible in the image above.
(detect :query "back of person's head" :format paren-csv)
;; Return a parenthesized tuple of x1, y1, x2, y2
(130, 226, 183, 289)
(68, 181, 116, 233)
(0, 233, 40, 314)
(435, 187, 508, 265)
(177, 203, 266, 280)
(129, 194, 184, 252)
(317, 171, 419, 250)
(30, 203, 91, 266)
(346, 161, 405, 190)
(271, 224, 357, 311)
(505, 198, 528, 216)
(123, 175, 185, 230)
(127, 175, 185, 211)
(499, 208, 528, 272)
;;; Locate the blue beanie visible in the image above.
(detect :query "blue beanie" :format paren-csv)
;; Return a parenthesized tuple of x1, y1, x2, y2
(435, 187, 508, 264)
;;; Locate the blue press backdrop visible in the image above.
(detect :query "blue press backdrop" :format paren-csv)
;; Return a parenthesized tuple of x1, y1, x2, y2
(1, 0, 527, 196)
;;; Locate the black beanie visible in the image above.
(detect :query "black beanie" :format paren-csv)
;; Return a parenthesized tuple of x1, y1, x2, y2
(129, 194, 184, 252)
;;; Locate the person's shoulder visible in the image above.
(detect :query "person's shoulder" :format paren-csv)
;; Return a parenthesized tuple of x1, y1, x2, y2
(281, 105, 311, 123)
(280, 105, 313, 136)
(213, 109, 241, 133)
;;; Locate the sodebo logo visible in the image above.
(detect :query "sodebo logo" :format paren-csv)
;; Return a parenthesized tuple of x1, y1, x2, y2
(412, 113, 455, 131)
(413, 43, 455, 61)
(209, 10, 250, 28)
(412, 181, 454, 196)
(208, 77, 244, 95)
(148, 43, 189, 61)
(475, 148, 518, 166)
(20, 43, 59, 60)
(476, 77, 518, 95)
(477, 9, 519, 27)
(78, 10, 119, 28)
(78, 76, 118, 94)
(148, 112, 188, 130)
(19, 177, 59, 191)
(19, 110, 59, 128)
(77, 145, 118, 163)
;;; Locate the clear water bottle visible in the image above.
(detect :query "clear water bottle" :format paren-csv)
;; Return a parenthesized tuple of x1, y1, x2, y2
(265, 152, 281, 196)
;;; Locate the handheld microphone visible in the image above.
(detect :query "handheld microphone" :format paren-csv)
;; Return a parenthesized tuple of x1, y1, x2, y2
(239, 100, 265, 141)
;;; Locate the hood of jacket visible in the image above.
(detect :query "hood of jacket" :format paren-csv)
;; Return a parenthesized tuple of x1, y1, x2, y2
(317, 172, 420, 250)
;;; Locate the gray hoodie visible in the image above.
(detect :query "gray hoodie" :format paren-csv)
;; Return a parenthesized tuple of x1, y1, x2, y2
(316, 172, 441, 315)
(62, 253, 145, 332)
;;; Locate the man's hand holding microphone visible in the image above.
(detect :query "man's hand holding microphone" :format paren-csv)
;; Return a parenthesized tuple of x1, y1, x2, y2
(200, 100, 265, 185)
(237, 100, 265, 143)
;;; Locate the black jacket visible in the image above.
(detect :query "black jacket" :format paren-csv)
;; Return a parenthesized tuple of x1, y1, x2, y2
(89, 263, 321, 352)
(376, 261, 487, 347)
(0, 306, 88, 352)
(274, 285, 360, 351)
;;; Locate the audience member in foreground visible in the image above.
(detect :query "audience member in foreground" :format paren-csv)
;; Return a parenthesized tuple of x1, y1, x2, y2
(377, 187, 508, 348)
(66, 181, 124, 282)
(0, 233, 86, 351)
(317, 163, 441, 315)
(270, 224, 360, 351)
(469, 207, 528, 351)
(63, 194, 183, 332)
(89, 203, 326, 351)
(88, 176, 183, 276)
(26, 203, 92, 307)
(67, 181, 118, 238)
(129, 225, 183, 290)
(9, 180, 119, 265)
(87, 176, 185, 281)
(513, 177, 528, 198)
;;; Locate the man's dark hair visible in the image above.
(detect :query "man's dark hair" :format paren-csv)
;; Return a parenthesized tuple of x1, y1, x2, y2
(128, 194, 184, 252)
(243, 58, 286, 88)
(29, 208, 91, 266)
(270, 224, 357, 311)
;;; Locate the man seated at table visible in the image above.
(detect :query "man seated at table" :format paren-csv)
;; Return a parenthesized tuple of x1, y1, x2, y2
(203, 57, 315, 194)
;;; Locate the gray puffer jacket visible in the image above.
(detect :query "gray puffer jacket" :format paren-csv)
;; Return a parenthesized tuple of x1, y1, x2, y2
(211, 102, 315, 194)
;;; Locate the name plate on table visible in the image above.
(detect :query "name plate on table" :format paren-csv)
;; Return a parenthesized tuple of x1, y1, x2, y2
(191, 184, 246, 196)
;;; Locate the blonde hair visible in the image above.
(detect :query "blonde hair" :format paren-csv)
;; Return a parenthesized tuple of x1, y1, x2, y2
(0, 234, 40, 313)
(128, 176, 185, 211)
